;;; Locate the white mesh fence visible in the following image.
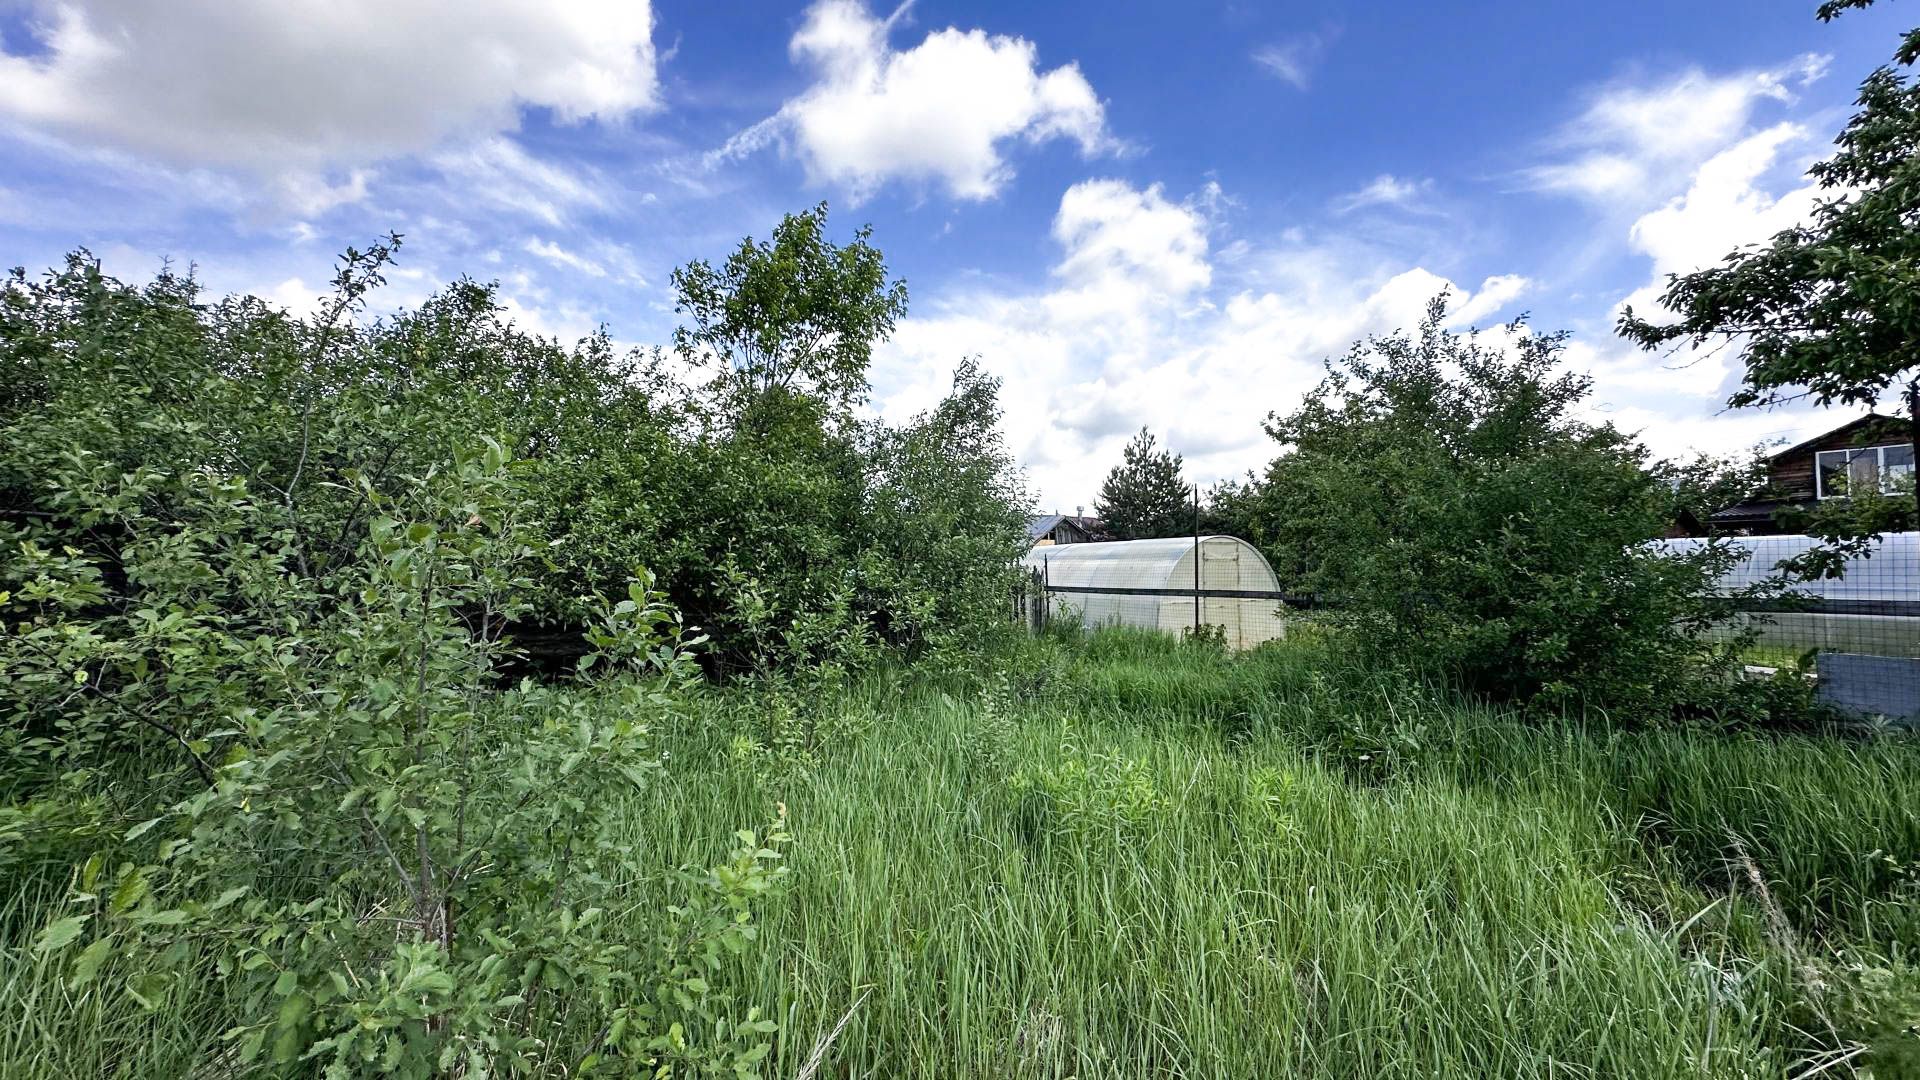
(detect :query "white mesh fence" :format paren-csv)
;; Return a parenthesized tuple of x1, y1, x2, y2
(1655, 533, 1920, 726)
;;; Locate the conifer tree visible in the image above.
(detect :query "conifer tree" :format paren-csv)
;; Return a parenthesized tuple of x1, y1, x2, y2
(1095, 427, 1192, 539)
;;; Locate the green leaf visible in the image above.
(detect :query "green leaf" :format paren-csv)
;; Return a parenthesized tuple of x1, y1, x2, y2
(127, 972, 170, 1010)
(277, 990, 311, 1031)
(109, 871, 150, 915)
(34, 914, 89, 953)
(68, 937, 113, 990)
(132, 909, 188, 927)
(272, 1022, 305, 1064)
(237, 1026, 269, 1065)
(125, 816, 165, 841)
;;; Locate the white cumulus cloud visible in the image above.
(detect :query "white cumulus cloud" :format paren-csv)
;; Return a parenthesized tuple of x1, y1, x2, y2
(0, 0, 659, 200)
(871, 178, 1529, 508)
(1569, 122, 1834, 454)
(1050, 179, 1212, 306)
(733, 0, 1113, 201)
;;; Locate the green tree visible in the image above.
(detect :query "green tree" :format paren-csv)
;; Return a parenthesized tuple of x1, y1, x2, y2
(670, 201, 908, 418)
(1651, 447, 1773, 537)
(1199, 474, 1279, 548)
(857, 358, 1032, 665)
(1095, 428, 1192, 540)
(1266, 297, 1755, 718)
(520, 207, 1026, 676)
(1618, 0, 1920, 537)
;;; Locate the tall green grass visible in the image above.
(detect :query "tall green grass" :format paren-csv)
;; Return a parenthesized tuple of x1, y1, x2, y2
(4, 627, 1917, 1076)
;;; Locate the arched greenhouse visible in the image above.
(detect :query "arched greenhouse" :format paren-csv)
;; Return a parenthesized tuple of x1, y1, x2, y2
(1654, 532, 1920, 656)
(1021, 536, 1287, 650)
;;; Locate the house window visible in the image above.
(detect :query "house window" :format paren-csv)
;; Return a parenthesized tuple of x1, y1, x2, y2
(1816, 443, 1916, 498)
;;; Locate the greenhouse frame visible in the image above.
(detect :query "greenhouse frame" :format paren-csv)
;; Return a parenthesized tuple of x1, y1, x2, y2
(1020, 536, 1288, 650)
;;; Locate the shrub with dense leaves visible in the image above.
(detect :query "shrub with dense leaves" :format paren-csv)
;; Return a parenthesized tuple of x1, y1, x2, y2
(1254, 297, 1759, 720)
(0, 211, 1029, 676)
(2, 414, 792, 1073)
(0, 209, 1027, 1073)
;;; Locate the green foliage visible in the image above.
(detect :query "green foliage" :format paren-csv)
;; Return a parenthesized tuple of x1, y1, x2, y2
(544, 632, 1920, 1075)
(1179, 621, 1229, 654)
(1261, 296, 1757, 718)
(854, 358, 1031, 665)
(533, 209, 1025, 675)
(0, 209, 1025, 681)
(1010, 749, 1168, 841)
(1197, 472, 1277, 545)
(1, 413, 791, 1073)
(1776, 470, 1917, 578)
(1651, 446, 1772, 536)
(1620, 2, 1920, 415)
(670, 201, 908, 415)
(1094, 427, 1192, 540)
(0, 211, 1030, 1072)
(9, 622, 1920, 1076)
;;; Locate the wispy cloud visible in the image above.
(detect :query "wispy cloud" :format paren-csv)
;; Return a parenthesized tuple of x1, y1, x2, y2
(1251, 29, 1338, 91)
(523, 237, 607, 278)
(1331, 174, 1436, 215)
(1524, 52, 1829, 207)
(429, 138, 606, 227)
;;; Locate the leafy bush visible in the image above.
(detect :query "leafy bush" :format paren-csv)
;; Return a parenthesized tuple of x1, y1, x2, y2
(521, 208, 1028, 674)
(2, 416, 792, 1073)
(1, 213, 1027, 679)
(1, 211, 1030, 1070)
(1255, 297, 1757, 720)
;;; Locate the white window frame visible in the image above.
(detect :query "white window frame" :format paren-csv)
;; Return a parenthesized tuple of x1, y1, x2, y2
(1814, 443, 1916, 499)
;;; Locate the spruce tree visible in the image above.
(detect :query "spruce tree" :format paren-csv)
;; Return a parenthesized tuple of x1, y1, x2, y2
(1095, 427, 1192, 539)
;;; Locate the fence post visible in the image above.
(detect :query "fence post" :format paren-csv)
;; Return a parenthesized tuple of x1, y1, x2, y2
(1193, 483, 1201, 635)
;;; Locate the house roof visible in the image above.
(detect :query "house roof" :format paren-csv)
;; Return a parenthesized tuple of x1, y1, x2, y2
(1027, 513, 1114, 543)
(1064, 514, 1111, 540)
(1709, 497, 1814, 525)
(1026, 514, 1068, 541)
(1768, 413, 1907, 462)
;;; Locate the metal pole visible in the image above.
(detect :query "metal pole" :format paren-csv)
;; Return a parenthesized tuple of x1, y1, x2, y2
(1043, 554, 1051, 629)
(1193, 483, 1201, 635)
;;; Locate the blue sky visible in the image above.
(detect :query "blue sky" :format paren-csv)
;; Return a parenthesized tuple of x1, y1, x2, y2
(0, 1, 1912, 508)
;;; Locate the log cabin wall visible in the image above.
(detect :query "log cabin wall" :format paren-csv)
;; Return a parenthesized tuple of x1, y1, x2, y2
(1767, 418, 1912, 499)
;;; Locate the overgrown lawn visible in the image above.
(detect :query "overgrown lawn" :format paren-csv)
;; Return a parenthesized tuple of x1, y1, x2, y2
(6, 628, 1918, 1077)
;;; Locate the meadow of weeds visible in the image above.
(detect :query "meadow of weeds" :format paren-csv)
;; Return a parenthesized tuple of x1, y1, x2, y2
(6, 625, 1919, 1077)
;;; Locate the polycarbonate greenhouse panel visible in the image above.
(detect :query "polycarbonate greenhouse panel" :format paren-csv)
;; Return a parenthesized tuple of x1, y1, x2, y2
(1021, 536, 1287, 649)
